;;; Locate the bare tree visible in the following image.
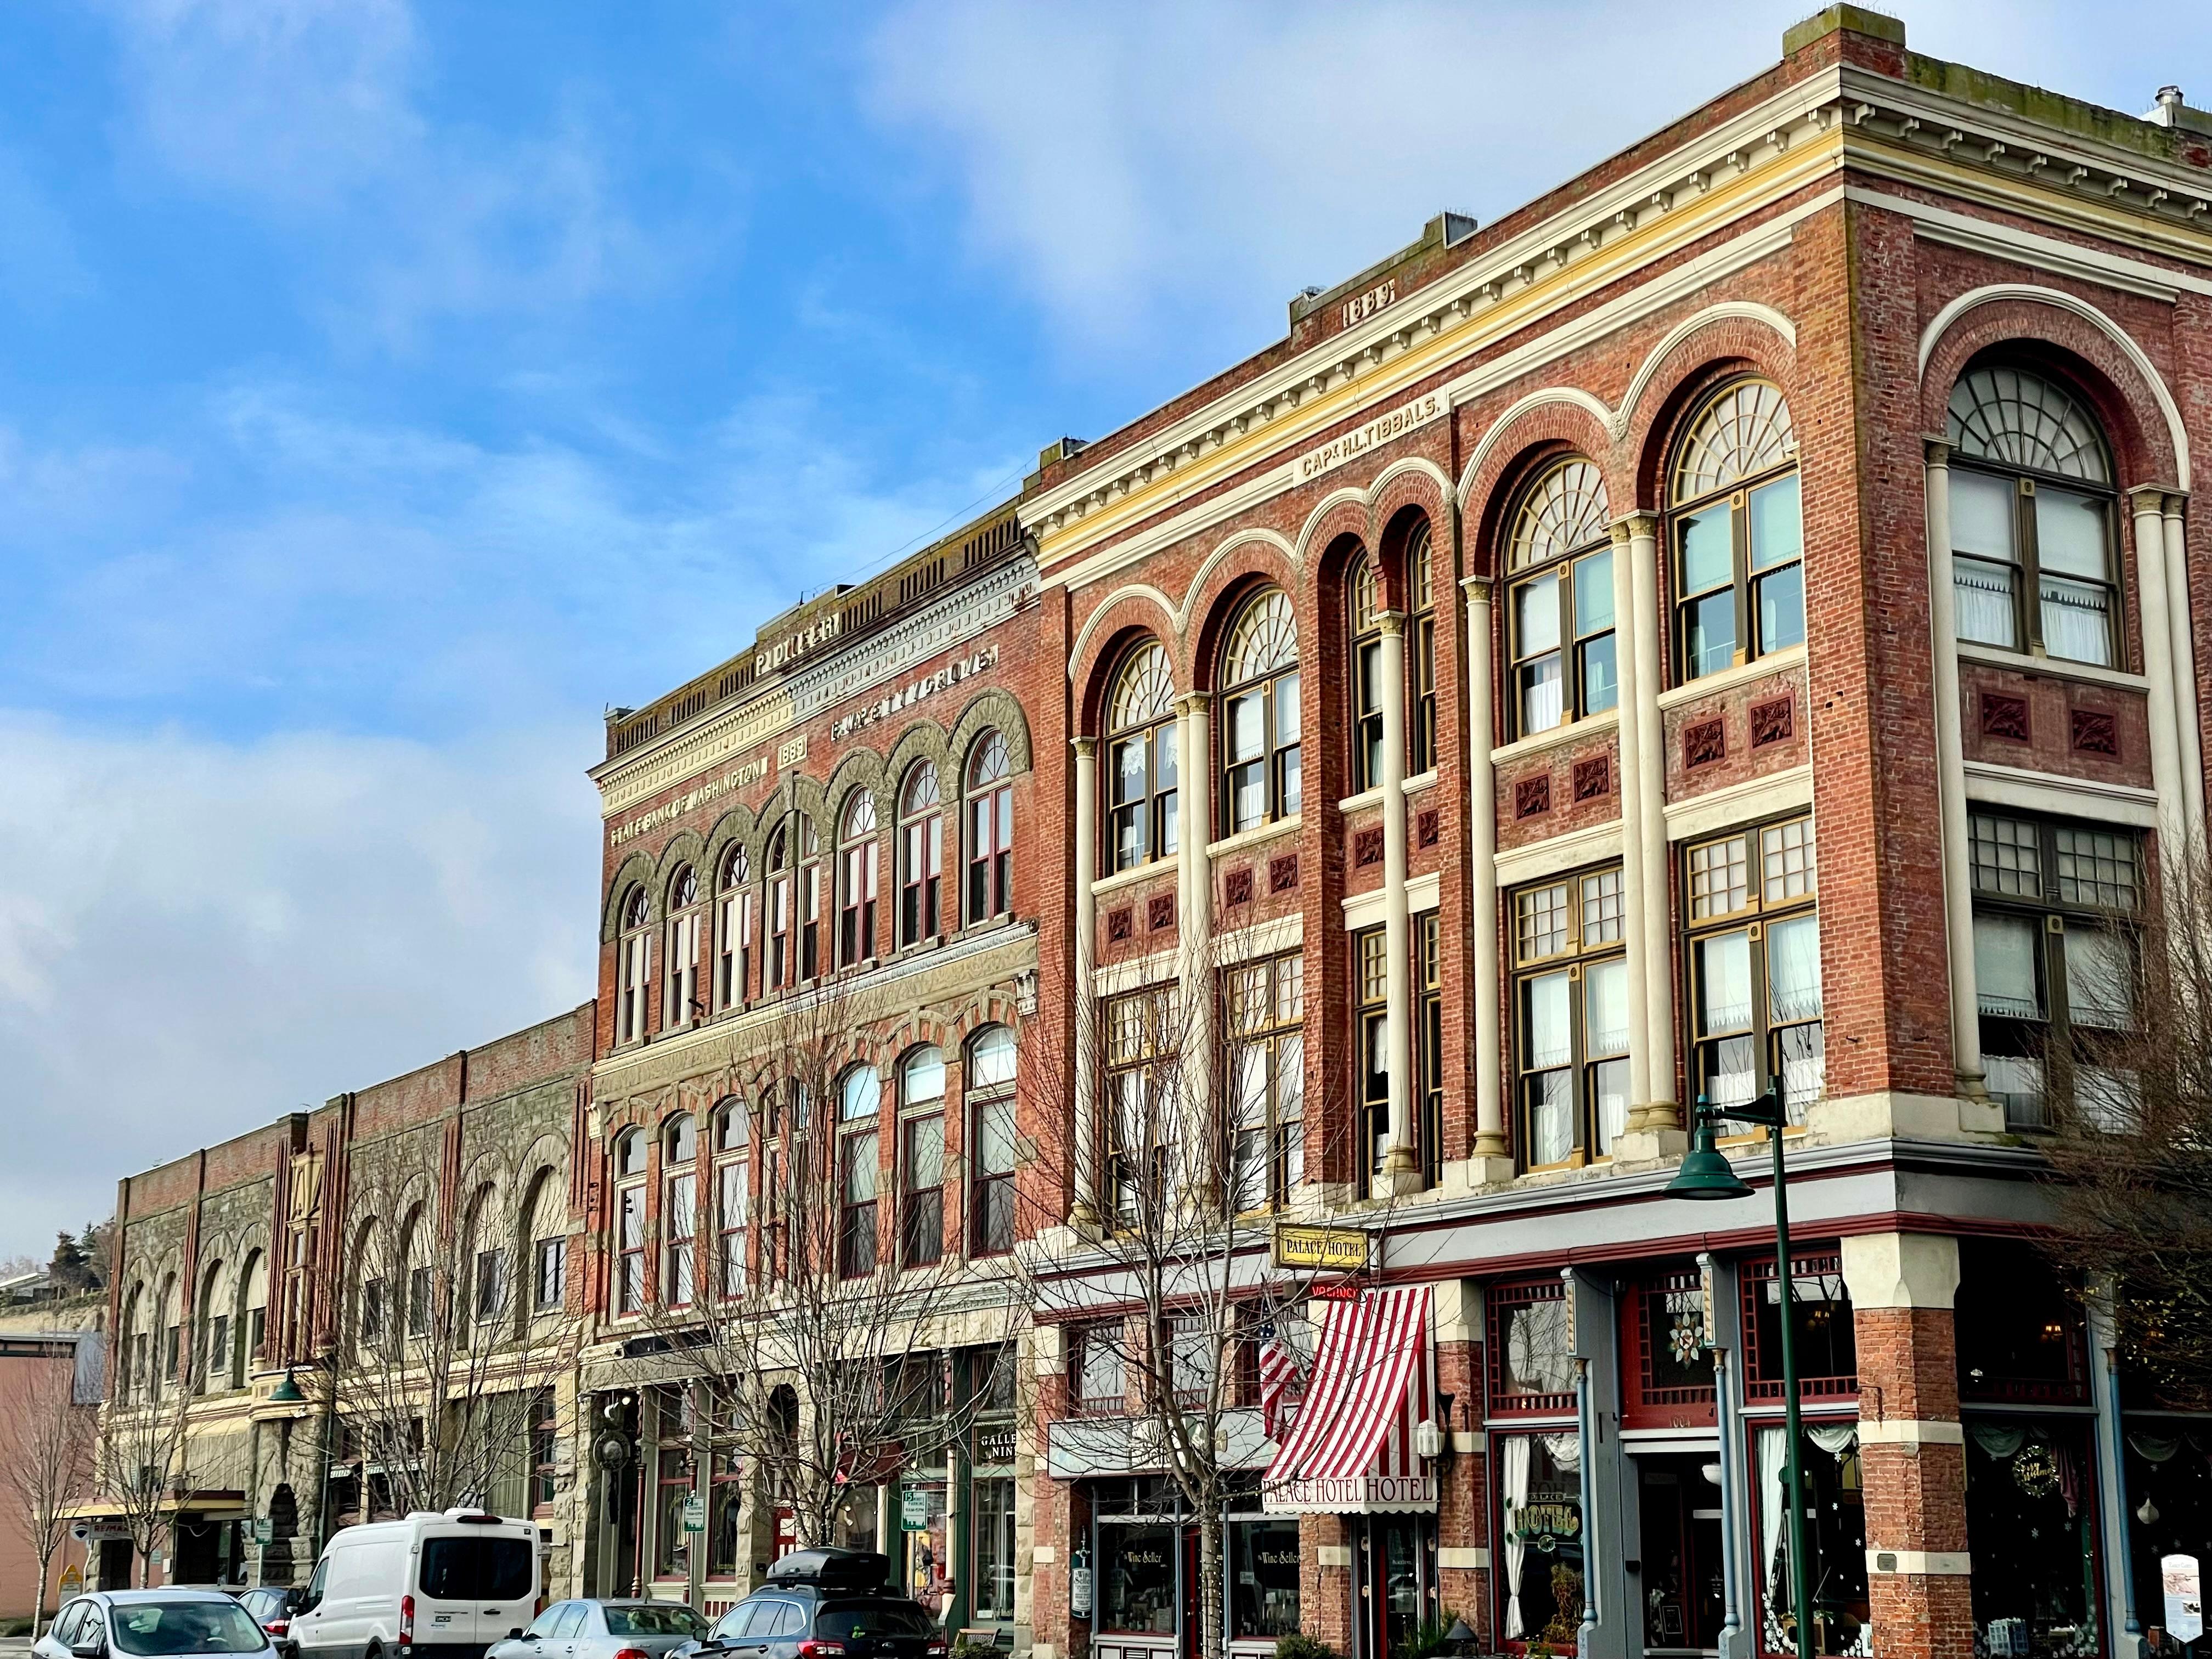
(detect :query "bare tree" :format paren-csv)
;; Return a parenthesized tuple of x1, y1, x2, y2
(1014, 943, 1390, 1659)
(329, 1133, 579, 1520)
(623, 970, 1019, 1558)
(1, 1345, 96, 1631)
(2041, 849, 2212, 1406)
(97, 1338, 200, 1586)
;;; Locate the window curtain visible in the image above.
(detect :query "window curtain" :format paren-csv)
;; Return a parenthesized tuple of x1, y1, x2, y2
(1954, 561, 2018, 647)
(1503, 1435, 1532, 1639)
(1758, 1427, 1790, 1652)
(1767, 916, 1822, 1023)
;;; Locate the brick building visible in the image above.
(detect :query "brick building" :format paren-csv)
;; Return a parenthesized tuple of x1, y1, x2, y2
(1010, 12, 2212, 1659)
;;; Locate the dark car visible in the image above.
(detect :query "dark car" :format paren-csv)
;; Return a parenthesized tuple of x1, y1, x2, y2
(689, 1551, 945, 1659)
(487, 1600, 711, 1659)
(236, 1587, 308, 1656)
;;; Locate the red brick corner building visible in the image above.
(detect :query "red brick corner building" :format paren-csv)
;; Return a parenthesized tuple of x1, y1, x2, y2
(1017, 12, 2212, 1659)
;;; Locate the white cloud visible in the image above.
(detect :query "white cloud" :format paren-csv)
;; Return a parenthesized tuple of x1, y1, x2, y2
(862, 0, 2203, 351)
(0, 714, 600, 1259)
(98, 0, 651, 343)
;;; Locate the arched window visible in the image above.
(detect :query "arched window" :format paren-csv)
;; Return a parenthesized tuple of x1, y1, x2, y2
(1218, 589, 1301, 833)
(239, 1250, 268, 1383)
(966, 732, 1014, 922)
(524, 1172, 567, 1316)
(121, 1283, 146, 1401)
(196, 1259, 229, 1393)
(766, 816, 820, 989)
(463, 1182, 509, 1325)
(1409, 521, 1438, 774)
(838, 791, 882, 967)
(1348, 556, 1387, 792)
(715, 843, 753, 1012)
(1669, 381, 1802, 680)
(838, 1065, 882, 1279)
(1107, 641, 1178, 872)
(614, 1129, 647, 1314)
(898, 1046, 946, 1268)
(617, 886, 652, 1045)
(968, 1025, 1018, 1256)
(799, 815, 823, 980)
(1508, 459, 1617, 735)
(157, 1273, 179, 1396)
(665, 865, 703, 1030)
(713, 1098, 749, 1297)
(1946, 364, 2117, 665)
(398, 1206, 429, 1338)
(898, 762, 945, 945)
(662, 1114, 697, 1308)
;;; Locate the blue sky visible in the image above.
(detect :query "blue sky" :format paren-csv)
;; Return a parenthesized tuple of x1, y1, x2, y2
(2, 0, 2207, 1261)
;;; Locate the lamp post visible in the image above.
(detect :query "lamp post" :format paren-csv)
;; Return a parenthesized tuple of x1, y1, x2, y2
(1668, 1077, 1812, 1659)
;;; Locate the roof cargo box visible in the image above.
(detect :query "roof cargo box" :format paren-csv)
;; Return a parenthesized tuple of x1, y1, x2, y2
(766, 1548, 890, 1590)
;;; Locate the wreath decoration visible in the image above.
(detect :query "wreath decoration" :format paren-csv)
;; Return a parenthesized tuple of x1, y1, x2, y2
(2013, 1441, 2061, 1499)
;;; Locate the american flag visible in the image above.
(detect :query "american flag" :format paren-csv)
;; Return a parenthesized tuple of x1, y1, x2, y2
(1257, 1319, 1303, 1440)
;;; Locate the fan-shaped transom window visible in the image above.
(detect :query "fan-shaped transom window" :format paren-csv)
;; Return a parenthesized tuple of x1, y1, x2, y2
(898, 761, 945, 947)
(617, 886, 653, 1045)
(622, 887, 650, 929)
(1948, 366, 2111, 484)
(1407, 520, 1438, 774)
(1946, 365, 2118, 667)
(721, 845, 748, 889)
(1348, 556, 1389, 792)
(1219, 589, 1302, 833)
(1508, 460, 1619, 736)
(1668, 381, 1804, 681)
(1511, 458, 1612, 571)
(665, 864, 704, 1029)
(1107, 641, 1179, 873)
(1672, 380, 1796, 504)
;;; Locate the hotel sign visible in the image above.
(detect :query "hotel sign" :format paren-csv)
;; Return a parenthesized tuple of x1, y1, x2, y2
(1291, 391, 1446, 486)
(1266, 1474, 1437, 1514)
(1273, 1223, 1370, 1273)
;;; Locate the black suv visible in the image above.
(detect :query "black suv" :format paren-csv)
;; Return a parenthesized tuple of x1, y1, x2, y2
(692, 1551, 944, 1659)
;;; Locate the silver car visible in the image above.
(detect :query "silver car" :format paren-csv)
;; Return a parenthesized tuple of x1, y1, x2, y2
(489, 1601, 710, 1659)
(35, 1590, 279, 1659)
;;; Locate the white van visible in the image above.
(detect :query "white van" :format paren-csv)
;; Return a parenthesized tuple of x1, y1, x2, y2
(291, 1509, 541, 1659)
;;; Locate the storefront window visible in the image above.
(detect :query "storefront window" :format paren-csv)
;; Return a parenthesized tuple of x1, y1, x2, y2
(654, 1447, 693, 1579)
(1743, 1252, 1857, 1402)
(1232, 1519, 1301, 1639)
(1099, 1525, 1176, 1634)
(1498, 1431, 1584, 1648)
(1491, 1283, 1576, 1415)
(709, 1447, 743, 1578)
(1753, 1425, 1869, 1657)
(973, 1477, 1017, 1622)
(1965, 1419, 2098, 1658)
(2124, 1427, 2212, 1638)
(898, 1479, 949, 1605)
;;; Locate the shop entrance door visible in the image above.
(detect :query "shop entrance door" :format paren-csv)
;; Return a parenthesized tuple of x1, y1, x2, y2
(1636, 1452, 1725, 1654)
(1355, 1516, 1434, 1659)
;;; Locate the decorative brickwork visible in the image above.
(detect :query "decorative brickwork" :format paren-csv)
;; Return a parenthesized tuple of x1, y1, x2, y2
(1514, 775, 1551, 819)
(1354, 825, 1386, 866)
(1980, 692, 2031, 742)
(1268, 853, 1299, 893)
(1417, 807, 1441, 847)
(2069, 706, 2120, 756)
(1223, 866, 1254, 907)
(1749, 695, 1795, 748)
(1571, 755, 1611, 801)
(1146, 893, 1175, 932)
(1105, 906, 1133, 943)
(1683, 716, 1726, 769)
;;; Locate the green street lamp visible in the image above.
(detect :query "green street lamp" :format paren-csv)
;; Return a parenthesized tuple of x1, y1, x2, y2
(1668, 1077, 1814, 1659)
(267, 1368, 306, 1406)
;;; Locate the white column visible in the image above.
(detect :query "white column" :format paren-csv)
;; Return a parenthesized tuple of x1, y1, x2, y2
(1176, 694, 1214, 1124)
(1378, 613, 1418, 1188)
(1071, 737, 1100, 1229)
(1463, 577, 1508, 1163)
(1923, 443, 1985, 1096)
(1625, 512, 1678, 1126)
(1609, 521, 1654, 1121)
(2131, 486, 2191, 861)
(2163, 493, 2206, 856)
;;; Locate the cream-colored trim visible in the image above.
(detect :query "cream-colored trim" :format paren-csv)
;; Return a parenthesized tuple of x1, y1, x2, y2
(1090, 859, 1173, 902)
(1963, 761, 2161, 828)
(1090, 949, 1178, 998)
(1867, 1550, 1972, 1577)
(1215, 913, 1304, 966)
(1847, 185, 2206, 302)
(1613, 300, 1799, 440)
(1206, 816, 1304, 862)
(1067, 582, 1180, 679)
(1953, 641, 2151, 695)
(1857, 1419, 1966, 1447)
(1916, 281, 2191, 490)
(1341, 872, 1441, 931)
(1491, 707, 1621, 768)
(1494, 820, 1624, 885)
(1663, 765, 1814, 843)
(1455, 387, 1616, 510)
(1654, 645, 1807, 711)
(1436, 1548, 1490, 1571)
(1404, 769, 1438, 797)
(1339, 785, 1384, 814)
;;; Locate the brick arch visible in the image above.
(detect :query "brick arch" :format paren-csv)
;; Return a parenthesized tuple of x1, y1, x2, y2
(1291, 490, 1373, 573)
(654, 831, 708, 904)
(1919, 295, 2181, 491)
(1183, 547, 1301, 695)
(822, 745, 890, 836)
(951, 997, 1023, 1053)
(1076, 619, 1175, 740)
(1459, 396, 1622, 581)
(601, 851, 656, 943)
(1622, 318, 1801, 510)
(883, 720, 954, 805)
(699, 803, 758, 892)
(1071, 583, 1178, 695)
(947, 686, 1034, 776)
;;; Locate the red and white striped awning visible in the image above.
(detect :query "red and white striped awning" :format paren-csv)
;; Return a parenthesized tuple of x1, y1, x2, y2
(1265, 1284, 1437, 1514)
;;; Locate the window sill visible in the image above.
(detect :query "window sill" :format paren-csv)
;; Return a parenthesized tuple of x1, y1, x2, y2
(1655, 644, 1807, 710)
(1206, 816, 1302, 861)
(1091, 859, 1173, 901)
(1491, 707, 1619, 768)
(1336, 770, 1439, 815)
(1955, 641, 2147, 692)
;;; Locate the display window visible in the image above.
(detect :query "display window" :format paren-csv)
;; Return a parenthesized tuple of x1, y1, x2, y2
(1751, 1424, 1868, 1656)
(1497, 1430, 1584, 1651)
(1964, 1418, 2101, 1659)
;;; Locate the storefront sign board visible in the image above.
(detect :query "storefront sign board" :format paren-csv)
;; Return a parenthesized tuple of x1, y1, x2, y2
(1262, 1474, 1437, 1514)
(1272, 1224, 1369, 1273)
(2164, 1554, 2203, 1643)
(901, 1487, 931, 1531)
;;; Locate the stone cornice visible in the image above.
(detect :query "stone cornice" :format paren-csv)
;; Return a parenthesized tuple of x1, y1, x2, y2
(592, 555, 1039, 817)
